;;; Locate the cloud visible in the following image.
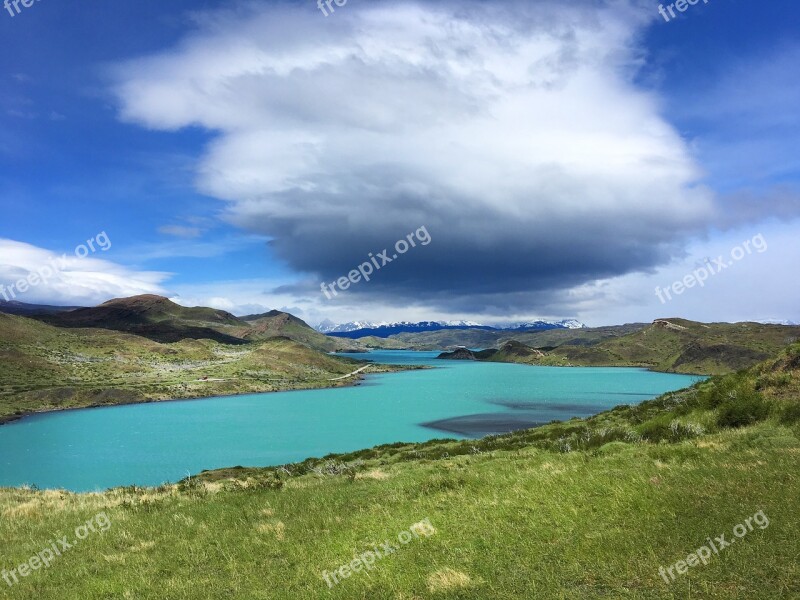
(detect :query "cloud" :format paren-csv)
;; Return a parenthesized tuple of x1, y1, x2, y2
(112, 0, 719, 314)
(158, 224, 203, 238)
(667, 42, 800, 226)
(0, 239, 170, 306)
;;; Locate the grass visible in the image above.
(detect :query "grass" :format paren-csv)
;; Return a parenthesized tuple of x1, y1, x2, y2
(0, 425, 797, 598)
(0, 313, 410, 425)
(388, 319, 800, 375)
(1, 344, 798, 598)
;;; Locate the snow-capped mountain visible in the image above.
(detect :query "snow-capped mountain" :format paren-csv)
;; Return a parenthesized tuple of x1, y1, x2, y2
(315, 319, 585, 338)
(316, 319, 384, 333)
(503, 319, 585, 330)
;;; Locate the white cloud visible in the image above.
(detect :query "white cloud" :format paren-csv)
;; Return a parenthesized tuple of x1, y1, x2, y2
(111, 0, 719, 316)
(0, 239, 170, 306)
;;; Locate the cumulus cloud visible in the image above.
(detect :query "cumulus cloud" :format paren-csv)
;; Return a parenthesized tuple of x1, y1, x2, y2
(0, 239, 170, 306)
(112, 0, 718, 314)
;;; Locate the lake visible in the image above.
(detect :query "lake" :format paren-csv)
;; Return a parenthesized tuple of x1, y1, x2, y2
(0, 350, 701, 492)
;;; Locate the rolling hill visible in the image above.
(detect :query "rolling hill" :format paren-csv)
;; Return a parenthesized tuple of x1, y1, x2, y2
(0, 311, 397, 425)
(238, 310, 363, 352)
(33, 295, 248, 345)
(375, 323, 649, 351)
(27, 295, 362, 353)
(431, 320, 800, 375)
(543, 319, 800, 374)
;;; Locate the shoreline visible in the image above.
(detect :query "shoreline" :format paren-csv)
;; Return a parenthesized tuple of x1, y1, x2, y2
(0, 362, 427, 428)
(0, 356, 707, 428)
(0, 357, 702, 493)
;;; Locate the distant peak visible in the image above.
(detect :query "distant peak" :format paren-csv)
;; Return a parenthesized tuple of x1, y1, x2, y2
(100, 294, 172, 307)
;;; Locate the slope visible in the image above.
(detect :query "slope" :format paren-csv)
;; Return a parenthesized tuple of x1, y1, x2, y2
(1, 344, 798, 599)
(0, 312, 394, 425)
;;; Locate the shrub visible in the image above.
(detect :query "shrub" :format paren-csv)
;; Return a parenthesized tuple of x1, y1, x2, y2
(779, 403, 800, 425)
(669, 420, 706, 440)
(639, 416, 705, 443)
(716, 392, 770, 428)
(756, 373, 792, 391)
(698, 373, 752, 410)
(638, 415, 673, 443)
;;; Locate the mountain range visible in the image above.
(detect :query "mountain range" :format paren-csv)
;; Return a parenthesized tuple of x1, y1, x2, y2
(316, 318, 585, 338)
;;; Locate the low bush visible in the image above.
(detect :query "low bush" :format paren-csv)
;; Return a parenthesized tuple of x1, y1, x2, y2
(716, 392, 770, 428)
(779, 403, 800, 425)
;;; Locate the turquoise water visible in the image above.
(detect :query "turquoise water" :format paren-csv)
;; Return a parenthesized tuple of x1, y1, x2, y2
(0, 351, 701, 492)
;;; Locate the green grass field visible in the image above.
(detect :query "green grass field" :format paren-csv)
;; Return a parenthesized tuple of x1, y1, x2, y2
(1, 345, 798, 598)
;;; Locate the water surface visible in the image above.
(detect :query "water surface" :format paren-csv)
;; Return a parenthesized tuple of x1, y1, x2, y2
(0, 350, 701, 491)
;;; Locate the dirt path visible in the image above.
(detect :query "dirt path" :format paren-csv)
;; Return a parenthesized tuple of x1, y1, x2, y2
(328, 365, 371, 381)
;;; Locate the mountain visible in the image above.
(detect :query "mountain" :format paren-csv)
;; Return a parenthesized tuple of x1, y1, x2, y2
(0, 311, 388, 425)
(317, 319, 585, 339)
(0, 300, 84, 316)
(515, 318, 800, 375)
(29, 295, 359, 352)
(422, 319, 800, 375)
(238, 311, 362, 352)
(364, 323, 646, 351)
(436, 347, 477, 360)
(477, 340, 546, 364)
(34, 294, 249, 345)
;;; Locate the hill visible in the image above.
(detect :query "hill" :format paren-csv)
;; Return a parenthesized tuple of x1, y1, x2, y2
(0, 300, 84, 316)
(34, 295, 248, 345)
(477, 340, 546, 364)
(29, 295, 361, 353)
(238, 310, 363, 352)
(436, 347, 477, 360)
(375, 323, 648, 351)
(0, 312, 399, 425)
(1, 343, 798, 598)
(426, 320, 800, 375)
(544, 319, 800, 374)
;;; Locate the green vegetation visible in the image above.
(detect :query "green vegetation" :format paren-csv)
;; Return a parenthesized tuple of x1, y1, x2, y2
(0, 312, 407, 425)
(386, 322, 649, 351)
(476, 340, 546, 363)
(1, 344, 798, 599)
(33, 295, 364, 353)
(424, 319, 800, 375)
(541, 319, 800, 375)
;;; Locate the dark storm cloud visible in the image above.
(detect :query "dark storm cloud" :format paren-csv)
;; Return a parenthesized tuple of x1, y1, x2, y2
(114, 0, 719, 314)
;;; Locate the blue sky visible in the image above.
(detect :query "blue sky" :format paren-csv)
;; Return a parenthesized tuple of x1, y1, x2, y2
(1, 0, 798, 326)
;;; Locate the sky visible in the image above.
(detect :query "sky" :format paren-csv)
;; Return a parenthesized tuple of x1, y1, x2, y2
(0, 0, 798, 327)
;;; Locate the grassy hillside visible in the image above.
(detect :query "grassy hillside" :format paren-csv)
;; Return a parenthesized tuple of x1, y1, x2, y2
(237, 311, 363, 352)
(377, 323, 648, 350)
(477, 340, 546, 363)
(544, 319, 800, 374)
(0, 313, 403, 425)
(428, 319, 800, 375)
(34, 295, 248, 345)
(1, 345, 798, 598)
(29, 295, 361, 353)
